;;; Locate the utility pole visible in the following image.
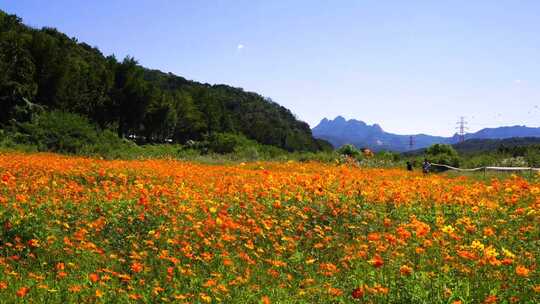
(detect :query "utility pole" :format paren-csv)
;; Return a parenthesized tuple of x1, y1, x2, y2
(409, 135, 414, 150)
(456, 116, 468, 143)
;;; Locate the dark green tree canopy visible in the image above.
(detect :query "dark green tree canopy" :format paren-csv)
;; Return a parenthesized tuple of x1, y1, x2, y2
(0, 9, 330, 152)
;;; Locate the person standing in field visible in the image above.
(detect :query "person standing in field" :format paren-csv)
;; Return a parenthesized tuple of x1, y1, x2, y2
(422, 159, 431, 174)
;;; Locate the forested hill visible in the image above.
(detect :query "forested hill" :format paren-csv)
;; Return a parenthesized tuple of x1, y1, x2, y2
(0, 10, 330, 152)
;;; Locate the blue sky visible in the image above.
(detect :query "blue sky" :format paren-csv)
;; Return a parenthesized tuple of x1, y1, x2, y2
(2, 1, 540, 136)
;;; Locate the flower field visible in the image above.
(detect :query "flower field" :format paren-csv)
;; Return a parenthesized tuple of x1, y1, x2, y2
(0, 153, 538, 303)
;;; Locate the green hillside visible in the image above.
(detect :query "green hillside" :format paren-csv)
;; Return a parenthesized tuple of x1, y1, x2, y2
(0, 10, 330, 152)
(404, 137, 540, 156)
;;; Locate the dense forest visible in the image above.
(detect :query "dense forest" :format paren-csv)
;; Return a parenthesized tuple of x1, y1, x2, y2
(0, 10, 330, 152)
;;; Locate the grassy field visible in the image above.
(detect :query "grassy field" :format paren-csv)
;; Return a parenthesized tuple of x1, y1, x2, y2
(0, 152, 538, 303)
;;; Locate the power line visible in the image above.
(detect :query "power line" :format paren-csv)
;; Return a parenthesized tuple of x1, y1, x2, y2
(456, 116, 468, 143)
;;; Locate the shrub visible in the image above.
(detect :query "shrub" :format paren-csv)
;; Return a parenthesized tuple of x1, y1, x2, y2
(16, 111, 100, 154)
(377, 151, 401, 162)
(206, 133, 246, 154)
(13, 110, 130, 155)
(497, 156, 528, 167)
(425, 144, 460, 170)
(337, 144, 362, 159)
(525, 148, 540, 167)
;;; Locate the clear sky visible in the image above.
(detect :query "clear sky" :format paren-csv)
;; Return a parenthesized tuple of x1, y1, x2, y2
(2, 1, 539, 136)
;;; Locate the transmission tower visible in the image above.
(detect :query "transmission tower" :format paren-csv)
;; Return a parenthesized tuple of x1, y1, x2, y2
(456, 116, 468, 143)
(409, 135, 414, 150)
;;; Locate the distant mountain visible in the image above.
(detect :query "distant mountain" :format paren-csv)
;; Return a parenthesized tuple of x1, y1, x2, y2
(452, 137, 540, 154)
(313, 116, 540, 152)
(403, 137, 540, 156)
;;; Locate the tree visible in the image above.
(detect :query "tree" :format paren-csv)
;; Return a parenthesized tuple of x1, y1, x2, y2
(0, 9, 328, 152)
(172, 91, 206, 142)
(0, 30, 37, 124)
(425, 144, 460, 169)
(111, 57, 150, 138)
(143, 90, 177, 142)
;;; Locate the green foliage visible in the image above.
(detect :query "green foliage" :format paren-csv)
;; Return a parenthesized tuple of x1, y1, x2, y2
(525, 148, 540, 167)
(205, 132, 246, 154)
(9, 111, 129, 154)
(425, 144, 460, 169)
(0, 9, 325, 152)
(14, 111, 104, 154)
(315, 138, 334, 152)
(337, 144, 362, 159)
(459, 154, 498, 168)
(376, 150, 401, 162)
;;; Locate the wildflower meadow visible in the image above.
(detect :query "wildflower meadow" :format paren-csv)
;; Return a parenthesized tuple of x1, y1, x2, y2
(0, 152, 538, 303)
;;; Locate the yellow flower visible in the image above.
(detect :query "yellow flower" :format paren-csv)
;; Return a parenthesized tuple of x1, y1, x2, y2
(484, 246, 499, 259)
(470, 240, 484, 251)
(95, 289, 104, 298)
(502, 247, 515, 259)
(442, 225, 455, 234)
(200, 293, 212, 303)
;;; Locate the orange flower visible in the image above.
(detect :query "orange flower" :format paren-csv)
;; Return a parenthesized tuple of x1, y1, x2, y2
(89, 273, 99, 283)
(319, 263, 339, 276)
(261, 295, 271, 304)
(95, 289, 104, 298)
(483, 227, 495, 237)
(483, 295, 497, 304)
(400, 265, 413, 276)
(327, 287, 343, 297)
(131, 262, 144, 273)
(153, 286, 164, 295)
(16, 287, 30, 298)
(370, 255, 384, 268)
(27, 239, 40, 248)
(68, 285, 82, 293)
(515, 265, 530, 277)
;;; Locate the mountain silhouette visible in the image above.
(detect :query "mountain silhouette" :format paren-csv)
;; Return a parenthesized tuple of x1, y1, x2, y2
(313, 116, 540, 152)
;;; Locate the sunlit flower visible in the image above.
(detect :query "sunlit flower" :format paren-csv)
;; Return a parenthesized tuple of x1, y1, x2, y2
(516, 265, 530, 277)
(89, 273, 99, 283)
(400, 265, 413, 276)
(442, 225, 455, 234)
(16, 287, 30, 298)
(131, 262, 144, 273)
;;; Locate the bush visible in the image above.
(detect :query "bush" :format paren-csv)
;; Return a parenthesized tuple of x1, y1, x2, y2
(377, 151, 401, 162)
(425, 144, 460, 170)
(206, 133, 246, 154)
(337, 144, 362, 159)
(525, 148, 540, 167)
(16, 111, 100, 154)
(460, 154, 498, 168)
(12, 110, 131, 155)
(497, 156, 528, 167)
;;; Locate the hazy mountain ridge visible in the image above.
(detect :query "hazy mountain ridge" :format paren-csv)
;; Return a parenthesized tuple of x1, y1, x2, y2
(313, 116, 540, 152)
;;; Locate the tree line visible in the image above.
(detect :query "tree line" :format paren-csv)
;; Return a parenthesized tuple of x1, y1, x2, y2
(0, 10, 331, 152)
